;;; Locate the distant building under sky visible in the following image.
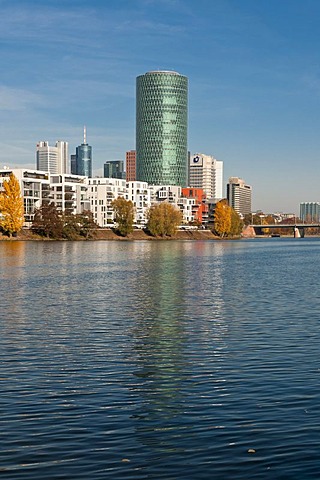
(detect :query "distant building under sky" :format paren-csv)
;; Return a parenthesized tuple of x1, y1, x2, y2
(104, 160, 125, 179)
(72, 127, 92, 178)
(126, 150, 136, 182)
(189, 153, 223, 200)
(136, 70, 188, 187)
(36, 141, 68, 175)
(300, 202, 320, 222)
(227, 177, 252, 216)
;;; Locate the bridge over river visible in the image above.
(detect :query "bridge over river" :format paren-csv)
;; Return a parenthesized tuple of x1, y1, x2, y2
(250, 223, 320, 237)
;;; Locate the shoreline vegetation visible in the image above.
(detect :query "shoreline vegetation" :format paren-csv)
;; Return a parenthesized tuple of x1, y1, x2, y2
(0, 228, 222, 242)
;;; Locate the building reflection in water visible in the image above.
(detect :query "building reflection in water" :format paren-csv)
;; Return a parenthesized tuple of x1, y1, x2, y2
(128, 241, 230, 454)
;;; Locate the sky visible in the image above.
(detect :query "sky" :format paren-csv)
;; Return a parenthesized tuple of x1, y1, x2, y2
(1, 0, 320, 213)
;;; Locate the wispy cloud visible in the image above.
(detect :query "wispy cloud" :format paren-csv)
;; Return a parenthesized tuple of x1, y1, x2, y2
(0, 5, 100, 48)
(0, 2, 188, 51)
(0, 85, 45, 111)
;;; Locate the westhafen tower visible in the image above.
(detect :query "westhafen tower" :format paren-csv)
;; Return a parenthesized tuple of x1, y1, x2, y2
(136, 70, 188, 186)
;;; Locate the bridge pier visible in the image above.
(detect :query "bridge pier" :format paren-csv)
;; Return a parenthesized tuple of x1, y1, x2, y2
(294, 226, 305, 238)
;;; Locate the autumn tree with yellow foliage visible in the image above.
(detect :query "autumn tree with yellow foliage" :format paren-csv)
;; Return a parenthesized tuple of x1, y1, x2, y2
(230, 208, 243, 237)
(213, 199, 232, 238)
(147, 202, 182, 237)
(0, 173, 24, 236)
(111, 197, 135, 237)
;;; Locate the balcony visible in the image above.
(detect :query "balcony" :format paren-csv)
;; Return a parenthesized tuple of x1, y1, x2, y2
(65, 200, 76, 207)
(42, 191, 51, 199)
(64, 187, 76, 193)
(65, 193, 76, 201)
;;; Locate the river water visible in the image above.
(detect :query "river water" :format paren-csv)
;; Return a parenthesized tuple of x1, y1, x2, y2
(1, 238, 320, 479)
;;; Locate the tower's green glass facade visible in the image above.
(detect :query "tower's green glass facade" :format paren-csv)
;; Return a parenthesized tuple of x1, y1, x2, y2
(136, 71, 188, 186)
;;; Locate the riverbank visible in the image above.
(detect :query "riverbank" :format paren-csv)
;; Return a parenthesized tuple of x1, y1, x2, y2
(0, 228, 221, 241)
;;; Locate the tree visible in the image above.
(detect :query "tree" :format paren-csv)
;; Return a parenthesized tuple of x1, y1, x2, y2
(32, 203, 63, 239)
(77, 210, 98, 239)
(0, 173, 24, 236)
(111, 197, 134, 236)
(62, 212, 81, 240)
(213, 199, 231, 238)
(230, 208, 243, 237)
(147, 202, 182, 237)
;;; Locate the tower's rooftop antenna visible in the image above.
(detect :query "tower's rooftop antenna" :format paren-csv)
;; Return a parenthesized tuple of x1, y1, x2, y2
(84, 125, 87, 144)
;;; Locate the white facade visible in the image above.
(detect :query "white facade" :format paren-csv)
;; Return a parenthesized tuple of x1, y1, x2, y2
(36, 141, 69, 174)
(189, 153, 223, 200)
(50, 174, 88, 215)
(87, 178, 127, 227)
(148, 185, 182, 206)
(126, 181, 151, 225)
(0, 168, 51, 226)
(56, 141, 69, 174)
(177, 197, 196, 223)
(0, 168, 215, 228)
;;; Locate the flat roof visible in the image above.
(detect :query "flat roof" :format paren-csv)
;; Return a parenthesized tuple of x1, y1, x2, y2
(146, 70, 180, 75)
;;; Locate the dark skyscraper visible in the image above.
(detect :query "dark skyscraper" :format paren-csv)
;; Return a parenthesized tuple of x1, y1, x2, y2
(72, 126, 92, 177)
(104, 160, 125, 179)
(70, 154, 76, 175)
(136, 70, 188, 186)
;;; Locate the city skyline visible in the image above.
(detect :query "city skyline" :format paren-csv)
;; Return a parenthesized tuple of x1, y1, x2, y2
(1, 0, 320, 213)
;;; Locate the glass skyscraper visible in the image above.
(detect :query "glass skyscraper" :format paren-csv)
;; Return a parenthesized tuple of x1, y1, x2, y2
(136, 70, 188, 186)
(72, 127, 92, 177)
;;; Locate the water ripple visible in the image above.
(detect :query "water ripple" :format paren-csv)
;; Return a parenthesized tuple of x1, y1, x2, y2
(1, 239, 320, 478)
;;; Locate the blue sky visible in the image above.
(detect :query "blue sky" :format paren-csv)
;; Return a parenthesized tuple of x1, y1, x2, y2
(1, 0, 320, 213)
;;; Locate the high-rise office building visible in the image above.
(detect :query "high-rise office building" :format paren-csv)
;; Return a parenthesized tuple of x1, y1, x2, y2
(104, 160, 125, 179)
(136, 70, 188, 186)
(126, 150, 136, 181)
(189, 153, 223, 200)
(300, 202, 320, 222)
(227, 177, 252, 216)
(72, 126, 92, 177)
(36, 140, 69, 174)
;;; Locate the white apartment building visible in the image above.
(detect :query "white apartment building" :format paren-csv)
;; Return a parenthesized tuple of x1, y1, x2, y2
(148, 185, 195, 224)
(148, 185, 182, 206)
(0, 167, 209, 228)
(0, 169, 88, 225)
(36, 141, 69, 175)
(177, 197, 196, 223)
(0, 168, 51, 226)
(126, 181, 151, 225)
(50, 174, 89, 215)
(189, 153, 223, 200)
(87, 178, 127, 227)
(227, 177, 252, 216)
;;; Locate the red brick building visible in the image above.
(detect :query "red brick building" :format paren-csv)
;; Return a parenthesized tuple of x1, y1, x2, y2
(182, 187, 208, 224)
(126, 150, 136, 181)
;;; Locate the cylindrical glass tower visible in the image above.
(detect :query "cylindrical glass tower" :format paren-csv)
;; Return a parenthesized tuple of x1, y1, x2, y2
(136, 70, 188, 186)
(76, 143, 92, 178)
